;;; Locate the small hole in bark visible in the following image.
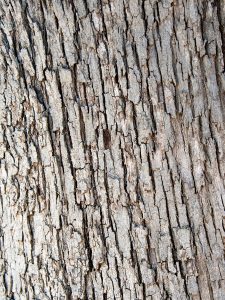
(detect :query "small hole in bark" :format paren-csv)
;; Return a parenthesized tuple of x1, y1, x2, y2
(103, 129, 111, 149)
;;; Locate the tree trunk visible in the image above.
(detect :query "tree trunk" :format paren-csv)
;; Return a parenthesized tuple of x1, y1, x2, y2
(0, 0, 225, 299)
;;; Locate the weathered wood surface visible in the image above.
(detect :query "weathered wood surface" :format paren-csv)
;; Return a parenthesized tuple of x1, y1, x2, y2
(0, 0, 225, 299)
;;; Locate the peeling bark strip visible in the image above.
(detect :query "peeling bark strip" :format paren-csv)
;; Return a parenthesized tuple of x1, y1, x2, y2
(0, 0, 225, 299)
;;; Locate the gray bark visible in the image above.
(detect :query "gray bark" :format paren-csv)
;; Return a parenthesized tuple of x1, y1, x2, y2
(0, 0, 225, 299)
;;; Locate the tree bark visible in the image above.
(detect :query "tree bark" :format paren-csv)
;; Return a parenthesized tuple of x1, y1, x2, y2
(0, 0, 225, 299)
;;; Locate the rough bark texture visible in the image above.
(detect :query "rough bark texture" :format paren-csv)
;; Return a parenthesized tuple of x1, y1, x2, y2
(0, 0, 225, 299)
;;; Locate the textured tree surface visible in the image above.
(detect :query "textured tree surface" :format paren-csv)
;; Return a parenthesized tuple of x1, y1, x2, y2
(0, 0, 225, 299)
